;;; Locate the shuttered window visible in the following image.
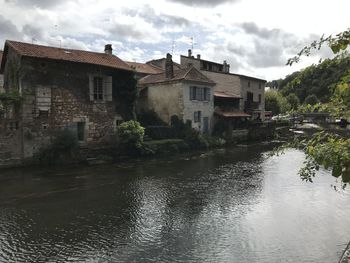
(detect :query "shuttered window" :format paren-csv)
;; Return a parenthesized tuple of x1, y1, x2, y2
(189, 86, 211, 101)
(89, 75, 113, 102)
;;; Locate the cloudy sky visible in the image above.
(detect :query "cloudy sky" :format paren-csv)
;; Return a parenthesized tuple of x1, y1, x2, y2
(0, 0, 349, 80)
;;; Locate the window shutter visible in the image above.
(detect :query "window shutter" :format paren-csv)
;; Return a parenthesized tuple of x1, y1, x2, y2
(104, 76, 113, 101)
(206, 88, 211, 101)
(190, 86, 195, 100)
(198, 87, 203, 101)
(89, 75, 94, 101)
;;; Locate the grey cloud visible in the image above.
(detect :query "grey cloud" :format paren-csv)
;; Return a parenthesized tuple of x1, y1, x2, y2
(123, 5, 190, 28)
(249, 40, 284, 67)
(109, 23, 147, 41)
(240, 22, 281, 39)
(5, 0, 66, 8)
(22, 24, 45, 39)
(167, 0, 239, 7)
(0, 15, 22, 45)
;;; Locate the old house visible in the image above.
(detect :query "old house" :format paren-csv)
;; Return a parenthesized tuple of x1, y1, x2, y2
(180, 50, 266, 121)
(138, 53, 215, 134)
(0, 40, 135, 166)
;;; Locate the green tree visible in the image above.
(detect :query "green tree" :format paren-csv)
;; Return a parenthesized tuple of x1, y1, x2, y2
(304, 94, 319, 105)
(279, 28, 350, 186)
(286, 93, 300, 110)
(265, 90, 290, 115)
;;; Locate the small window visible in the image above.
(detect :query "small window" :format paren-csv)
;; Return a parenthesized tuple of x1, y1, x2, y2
(258, 94, 261, 103)
(248, 81, 251, 87)
(259, 83, 262, 89)
(194, 111, 201, 123)
(93, 77, 103, 101)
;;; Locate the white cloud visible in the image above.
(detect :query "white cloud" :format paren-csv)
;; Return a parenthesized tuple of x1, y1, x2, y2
(0, 0, 348, 80)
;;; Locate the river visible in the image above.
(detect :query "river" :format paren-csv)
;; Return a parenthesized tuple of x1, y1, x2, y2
(0, 144, 349, 263)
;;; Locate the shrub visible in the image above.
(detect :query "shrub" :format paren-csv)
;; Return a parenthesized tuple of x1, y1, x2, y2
(118, 120, 145, 154)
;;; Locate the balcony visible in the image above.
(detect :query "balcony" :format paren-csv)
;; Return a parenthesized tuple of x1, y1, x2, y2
(244, 101, 260, 111)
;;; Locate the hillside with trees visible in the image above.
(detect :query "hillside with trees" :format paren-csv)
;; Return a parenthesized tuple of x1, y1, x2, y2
(266, 53, 350, 104)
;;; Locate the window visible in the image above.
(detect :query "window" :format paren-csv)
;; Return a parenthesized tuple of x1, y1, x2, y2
(190, 87, 211, 101)
(194, 111, 201, 123)
(248, 81, 251, 87)
(259, 83, 262, 89)
(93, 77, 103, 101)
(258, 94, 262, 103)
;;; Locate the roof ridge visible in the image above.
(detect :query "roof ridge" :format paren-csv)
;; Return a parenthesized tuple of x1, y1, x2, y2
(6, 40, 110, 56)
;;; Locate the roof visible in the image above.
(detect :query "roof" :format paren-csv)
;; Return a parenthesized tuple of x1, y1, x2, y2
(181, 54, 266, 82)
(125, 61, 164, 74)
(146, 58, 182, 71)
(215, 108, 251, 118)
(214, 91, 241, 99)
(2, 40, 133, 72)
(139, 66, 215, 86)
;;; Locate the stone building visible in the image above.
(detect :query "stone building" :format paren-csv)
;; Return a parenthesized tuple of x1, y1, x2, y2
(138, 54, 215, 134)
(0, 51, 3, 93)
(180, 50, 266, 121)
(0, 40, 135, 167)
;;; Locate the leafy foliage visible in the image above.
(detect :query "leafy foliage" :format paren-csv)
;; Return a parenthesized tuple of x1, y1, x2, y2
(287, 28, 350, 65)
(265, 90, 290, 115)
(118, 120, 145, 151)
(276, 55, 350, 103)
(272, 132, 350, 187)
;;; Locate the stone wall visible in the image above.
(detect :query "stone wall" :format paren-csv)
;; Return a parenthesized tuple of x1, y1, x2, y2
(0, 117, 22, 167)
(0, 46, 135, 166)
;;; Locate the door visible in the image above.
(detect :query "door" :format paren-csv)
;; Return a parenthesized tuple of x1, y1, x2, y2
(203, 117, 209, 134)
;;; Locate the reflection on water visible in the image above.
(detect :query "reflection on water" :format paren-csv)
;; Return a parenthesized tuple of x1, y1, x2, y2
(0, 145, 349, 262)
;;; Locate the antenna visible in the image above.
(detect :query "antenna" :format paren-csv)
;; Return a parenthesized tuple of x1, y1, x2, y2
(171, 40, 175, 55)
(190, 37, 194, 50)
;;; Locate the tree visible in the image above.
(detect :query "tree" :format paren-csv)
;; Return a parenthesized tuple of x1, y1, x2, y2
(304, 94, 319, 105)
(286, 93, 300, 110)
(280, 29, 350, 186)
(265, 90, 290, 115)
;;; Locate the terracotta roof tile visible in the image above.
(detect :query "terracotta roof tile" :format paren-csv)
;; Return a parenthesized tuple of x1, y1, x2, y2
(5, 40, 133, 72)
(139, 66, 215, 85)
(125, 61, 164, 74)
(214, 91, 241, 99)
(215, 108, 251, 118)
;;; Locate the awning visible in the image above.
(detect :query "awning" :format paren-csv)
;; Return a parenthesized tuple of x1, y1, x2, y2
(215, 108, 251, 118)
(214, 91, 242, 99)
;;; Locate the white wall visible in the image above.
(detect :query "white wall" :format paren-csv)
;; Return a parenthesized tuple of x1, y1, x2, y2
(182, 82, 214, 133)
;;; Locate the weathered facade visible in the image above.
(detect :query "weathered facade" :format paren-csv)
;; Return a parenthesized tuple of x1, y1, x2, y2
(0, 40, 135, 167)
(180, 50, 266, 120)
(138, 54, 215, 134)
(0, 51, 3, 93)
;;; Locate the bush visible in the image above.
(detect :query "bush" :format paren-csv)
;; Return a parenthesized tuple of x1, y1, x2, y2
(145, 126, 176, 140)
(304, 94, 319, 105)
(118, 120, 145, 154)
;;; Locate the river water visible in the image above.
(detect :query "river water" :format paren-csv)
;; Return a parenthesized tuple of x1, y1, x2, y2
(0, 144, 349, 263)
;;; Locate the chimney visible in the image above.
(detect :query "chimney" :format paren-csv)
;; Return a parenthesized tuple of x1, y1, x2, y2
(197, 54, 201, 60)
(165, 53, 174, 79)
(223, 60, 230, 73)
(104, 44, 113, 55)
(188, 49, 192, 58)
